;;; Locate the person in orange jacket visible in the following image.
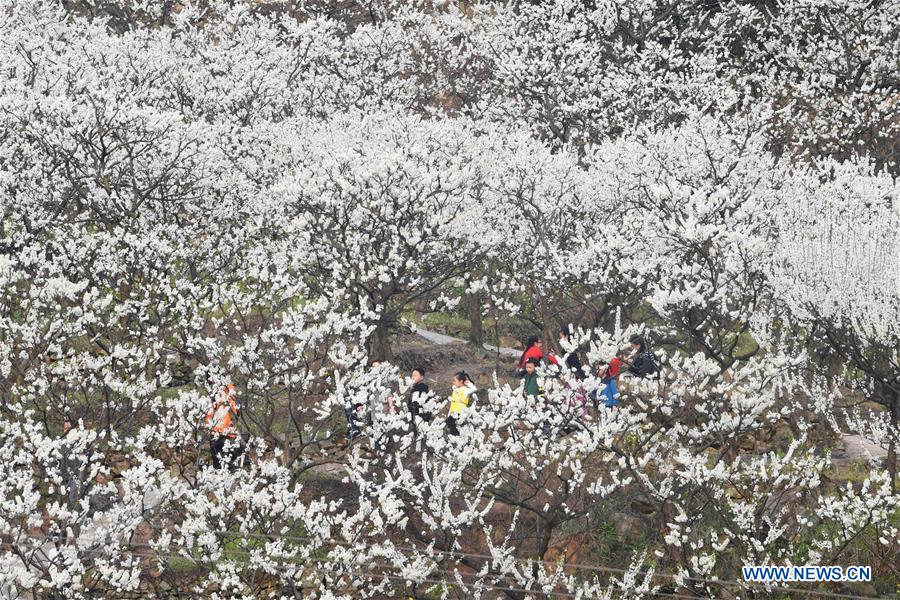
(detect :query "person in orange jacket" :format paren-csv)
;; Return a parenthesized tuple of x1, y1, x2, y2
(206, 383, 241, 469)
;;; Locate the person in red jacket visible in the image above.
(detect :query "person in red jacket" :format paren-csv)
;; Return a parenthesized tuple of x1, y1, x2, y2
(517, 336, 559, 372)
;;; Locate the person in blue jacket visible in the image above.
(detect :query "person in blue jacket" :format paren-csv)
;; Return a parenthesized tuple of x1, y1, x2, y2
(593, 356, 622, 409)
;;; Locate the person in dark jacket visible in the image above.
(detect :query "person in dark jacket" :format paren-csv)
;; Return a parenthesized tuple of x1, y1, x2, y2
(555, 325, 588, 432)
(627, 335, 659, 378)
(408, 366, 432, 422)
(557, 325, 585, 380)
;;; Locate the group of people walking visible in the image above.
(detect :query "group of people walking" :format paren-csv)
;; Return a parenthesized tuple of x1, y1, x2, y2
(518, 328, 658, 411)
(344, 362, 479, 446)
(54, 328, 657, 499)
(340, 328, 660, 447)
(199, 329, 660, 465)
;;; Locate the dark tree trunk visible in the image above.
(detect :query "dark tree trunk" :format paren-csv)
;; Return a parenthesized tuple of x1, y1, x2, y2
(468, 292, 484, 347)
(369, 318, 393, 362)
(539, 297, 554, 354)
(889, 394, 899, 494)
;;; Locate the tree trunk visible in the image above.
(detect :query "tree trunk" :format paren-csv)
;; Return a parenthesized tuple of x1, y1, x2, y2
(468, 292, 484, 347)
(538, 296, 554, 353)
(889, 394, 899, 494)
(369, 318, 393, 362)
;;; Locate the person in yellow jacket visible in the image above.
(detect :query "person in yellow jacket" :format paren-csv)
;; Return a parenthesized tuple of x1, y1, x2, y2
(447, 371, 477, 436)
(206, 383, 241, 469)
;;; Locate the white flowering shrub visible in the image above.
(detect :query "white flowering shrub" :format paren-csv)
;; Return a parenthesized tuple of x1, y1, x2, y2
(0, 0, 897, 597)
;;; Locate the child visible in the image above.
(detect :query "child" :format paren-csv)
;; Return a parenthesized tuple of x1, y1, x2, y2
(447, 371, 477, 436)
(408, 366, 432, 422)
(521, 358, 544, 399)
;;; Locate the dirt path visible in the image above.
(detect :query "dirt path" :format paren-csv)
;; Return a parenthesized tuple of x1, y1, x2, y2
(414, 327, 520, 358)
